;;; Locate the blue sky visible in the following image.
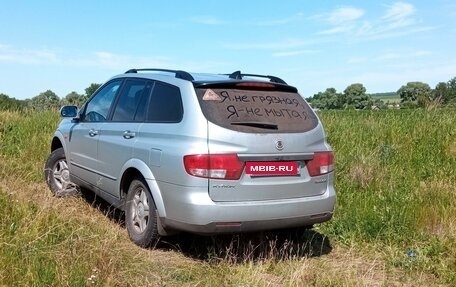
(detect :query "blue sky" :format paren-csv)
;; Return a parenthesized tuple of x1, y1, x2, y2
(1, 0, 455, 100)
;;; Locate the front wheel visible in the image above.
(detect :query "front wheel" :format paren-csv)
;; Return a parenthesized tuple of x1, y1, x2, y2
(125, 178, 160, 247)
(44, 147, 79, 197)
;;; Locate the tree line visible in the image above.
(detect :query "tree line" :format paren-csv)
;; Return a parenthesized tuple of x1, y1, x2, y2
(0, 83, 101, 111)
(306, 76, 456, 110)
(1, 76, 456, 111)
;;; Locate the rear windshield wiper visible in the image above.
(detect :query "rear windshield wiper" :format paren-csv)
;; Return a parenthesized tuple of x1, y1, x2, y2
(230, 121, 278, 130)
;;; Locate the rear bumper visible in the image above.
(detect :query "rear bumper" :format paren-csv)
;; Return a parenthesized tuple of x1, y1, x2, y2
(162, 211, 333, 235)
(150, 179, 336, 235)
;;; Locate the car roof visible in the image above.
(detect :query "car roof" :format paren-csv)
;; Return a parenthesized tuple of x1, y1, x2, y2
(110, 69, 298, 93)
(122, 69, 287, 84)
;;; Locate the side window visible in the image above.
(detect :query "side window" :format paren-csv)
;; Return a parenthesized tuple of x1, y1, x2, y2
(112, 79, 152, 122)
(147, 81, 183, 123)
(84, 80, 122, 122)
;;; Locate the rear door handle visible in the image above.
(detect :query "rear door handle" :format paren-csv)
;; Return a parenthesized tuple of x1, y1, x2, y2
(123, 130, 136, 139)
(89, 129, 98, 137)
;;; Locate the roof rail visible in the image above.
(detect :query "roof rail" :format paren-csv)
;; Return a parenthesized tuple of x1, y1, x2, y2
(228, 70, 287, 85)
(125, 68, 194, 81)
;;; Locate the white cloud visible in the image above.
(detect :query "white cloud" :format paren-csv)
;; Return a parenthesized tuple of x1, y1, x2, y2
(383, 2, 415, 21)
(0, 43, 232, 74)
(313, 2, 433, 40)
(327, 7, 365, 25)
(0, 45, 59, 64)
(313, 6, 364, 35)
(380, 2, 416, 31)
(363, 25, 436, 40)
(318, 25, 354, 35)
(0, 44, 176, 70)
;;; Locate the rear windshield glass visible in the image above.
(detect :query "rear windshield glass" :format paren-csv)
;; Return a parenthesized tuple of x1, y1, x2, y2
(195, 87, 319, 133)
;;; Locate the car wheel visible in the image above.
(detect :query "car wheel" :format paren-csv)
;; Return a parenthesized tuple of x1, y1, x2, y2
(44, 147, 79, 197)
(125, 178, 160, 247)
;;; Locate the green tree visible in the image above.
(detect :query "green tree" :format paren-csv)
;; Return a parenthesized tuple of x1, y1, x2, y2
(84, 83, 102, 101)
(29, 90, 60, 110)
(343, 83, 372, 109)
(397, 82, 431, 108)
(447, 77, 456, 104)
(433, 82, 448, 104)
(308, 88, 343, 110)
(62, 91, 85, 107)
(0, 93, 25, 111)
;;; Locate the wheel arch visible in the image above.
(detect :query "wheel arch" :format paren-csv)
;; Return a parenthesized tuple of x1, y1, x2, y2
(119, 159, 166, 218)
(50, 130, 68, 154)
(51, 137, 63, 151)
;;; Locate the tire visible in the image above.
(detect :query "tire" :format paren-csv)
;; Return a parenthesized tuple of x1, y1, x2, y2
(125, 178, 160, 247)
(44, 147, 79, 197)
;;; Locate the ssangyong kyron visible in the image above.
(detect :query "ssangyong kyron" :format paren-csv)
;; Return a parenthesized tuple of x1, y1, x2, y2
(45, 69, 336, 247)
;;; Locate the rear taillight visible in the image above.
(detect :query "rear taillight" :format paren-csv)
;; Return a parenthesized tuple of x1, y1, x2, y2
(307, 151, 334, 177)
(183, 154, 244, 180)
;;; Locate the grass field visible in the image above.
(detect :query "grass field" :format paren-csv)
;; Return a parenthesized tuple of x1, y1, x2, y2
(0, 108, 455, 286)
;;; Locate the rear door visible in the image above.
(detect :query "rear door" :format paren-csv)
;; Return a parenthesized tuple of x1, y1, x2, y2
(195, 83, 331, 202)
(97, 79, 152, 197)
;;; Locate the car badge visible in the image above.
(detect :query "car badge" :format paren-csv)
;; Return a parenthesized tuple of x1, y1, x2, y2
(275, 140, 284, 151)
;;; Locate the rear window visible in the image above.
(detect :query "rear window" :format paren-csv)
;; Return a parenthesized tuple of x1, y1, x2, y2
(195, 87, 319, 133)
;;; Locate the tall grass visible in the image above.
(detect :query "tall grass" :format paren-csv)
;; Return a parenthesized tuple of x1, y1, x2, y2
(0, 109, 60, 182)
(0, 108, 455, 286)
(319, 109, 456, 282)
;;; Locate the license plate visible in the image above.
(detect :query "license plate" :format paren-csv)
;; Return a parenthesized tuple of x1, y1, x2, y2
(245, 161, 298, 176)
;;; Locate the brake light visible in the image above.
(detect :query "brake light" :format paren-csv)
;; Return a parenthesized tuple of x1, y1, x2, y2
(307, 151, 334, 177)
(235, 82, 276, 89)
(183, 154, 244, 180)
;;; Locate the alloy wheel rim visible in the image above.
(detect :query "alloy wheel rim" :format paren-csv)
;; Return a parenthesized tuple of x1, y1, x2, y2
(53, 159, 70, 189)
(131, 188, 150, 233)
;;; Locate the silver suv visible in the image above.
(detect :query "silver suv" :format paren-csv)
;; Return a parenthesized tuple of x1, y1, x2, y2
(45, 69, 336, 247)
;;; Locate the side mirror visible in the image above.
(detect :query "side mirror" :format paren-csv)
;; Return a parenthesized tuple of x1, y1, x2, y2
(60, 105, 78, 118)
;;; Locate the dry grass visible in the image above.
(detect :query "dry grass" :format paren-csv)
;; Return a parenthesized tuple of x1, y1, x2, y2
(0, 176, 202, 286)
(0, 174, 449, 286)
(416, 180, 456, 237)
(288, 247, 438, 287)
(446, 137, 456, 158)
